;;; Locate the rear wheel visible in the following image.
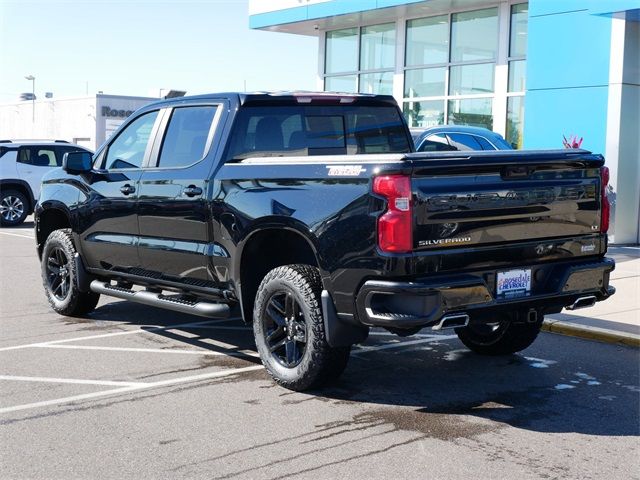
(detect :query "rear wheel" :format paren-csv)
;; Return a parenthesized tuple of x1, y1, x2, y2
(0, 190, 29, 226)
(455, 312, 542, 355)
(41, 229, 100, 316)
(253, 264, 351, 391)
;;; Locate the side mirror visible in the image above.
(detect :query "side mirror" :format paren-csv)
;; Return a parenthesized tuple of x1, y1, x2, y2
(63, 151, 92, 174)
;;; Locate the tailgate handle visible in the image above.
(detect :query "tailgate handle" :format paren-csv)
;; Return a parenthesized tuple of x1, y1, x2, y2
(502, 166, 534, 179)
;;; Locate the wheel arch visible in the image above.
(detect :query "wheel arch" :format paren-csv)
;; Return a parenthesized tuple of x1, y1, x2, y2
(36, 205, 73, 258)
(235, 223, 323, 324)
(0, 179, 35, 214)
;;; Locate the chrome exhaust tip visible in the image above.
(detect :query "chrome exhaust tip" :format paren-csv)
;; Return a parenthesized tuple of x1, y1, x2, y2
(432, 313, 470, 331)
(566, 295, 597, 311)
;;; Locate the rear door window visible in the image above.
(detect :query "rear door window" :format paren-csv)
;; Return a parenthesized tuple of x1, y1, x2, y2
(17, 147, 58, 167)
(473, 135, 496, 150)
(157, 105, 218, 168)
(446, 133, 482, 151)
(417, 133, 455, 152)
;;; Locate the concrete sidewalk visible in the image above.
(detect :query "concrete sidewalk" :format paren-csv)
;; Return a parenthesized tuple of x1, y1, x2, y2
(544, 246, 640, 347)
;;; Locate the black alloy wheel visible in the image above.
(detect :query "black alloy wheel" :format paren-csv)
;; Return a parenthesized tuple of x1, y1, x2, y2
(253, 264, 351, 391)
(263, 290, 308, 368)
(46, 246, 72, 301)
(41, 229, 100, 316)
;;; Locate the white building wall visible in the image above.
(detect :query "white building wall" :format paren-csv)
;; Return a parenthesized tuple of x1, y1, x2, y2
(0, 94, 156, 151)
(0, 97, 97, 148)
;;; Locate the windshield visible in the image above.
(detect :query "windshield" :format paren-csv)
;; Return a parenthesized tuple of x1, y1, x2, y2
(225, 105, 411, 161)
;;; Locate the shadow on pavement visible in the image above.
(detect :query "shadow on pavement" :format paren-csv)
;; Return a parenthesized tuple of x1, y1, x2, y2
(317, 336, 640, 437)
(82, 299, 639, 438)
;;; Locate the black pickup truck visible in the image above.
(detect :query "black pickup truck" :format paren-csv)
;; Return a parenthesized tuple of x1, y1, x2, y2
(35, 92, 615, 390)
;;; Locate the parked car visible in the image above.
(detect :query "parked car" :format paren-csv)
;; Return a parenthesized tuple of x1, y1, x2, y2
(0, 140, 92, 226)
(35, 92, 614, 391)
(411, 125, 513, 152)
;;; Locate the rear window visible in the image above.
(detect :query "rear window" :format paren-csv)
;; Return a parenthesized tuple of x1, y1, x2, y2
(225, 105, 411, 161)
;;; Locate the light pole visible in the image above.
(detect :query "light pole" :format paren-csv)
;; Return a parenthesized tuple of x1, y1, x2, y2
(24, 75, 35, 122)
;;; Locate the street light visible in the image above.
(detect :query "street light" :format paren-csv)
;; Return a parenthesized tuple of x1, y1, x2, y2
(24, 75, 35, 122)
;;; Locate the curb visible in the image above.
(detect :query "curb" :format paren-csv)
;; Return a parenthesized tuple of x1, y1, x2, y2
(542, 319, 640, 348)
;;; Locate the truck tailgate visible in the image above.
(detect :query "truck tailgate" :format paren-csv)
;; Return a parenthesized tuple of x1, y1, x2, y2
(409, 150, 605, 251)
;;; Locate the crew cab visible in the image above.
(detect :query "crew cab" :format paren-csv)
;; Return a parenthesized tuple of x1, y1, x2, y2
(35, 92, 615, 390)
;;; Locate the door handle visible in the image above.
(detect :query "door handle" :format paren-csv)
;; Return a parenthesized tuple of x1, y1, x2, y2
(183, 185, 203, 197)
(120, 184, 136, 195)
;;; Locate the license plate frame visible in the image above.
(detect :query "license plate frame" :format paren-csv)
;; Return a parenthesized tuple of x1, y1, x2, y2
(496, 268, 532, 299)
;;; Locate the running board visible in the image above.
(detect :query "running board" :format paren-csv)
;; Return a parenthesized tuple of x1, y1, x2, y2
(90, 280, 230, 318)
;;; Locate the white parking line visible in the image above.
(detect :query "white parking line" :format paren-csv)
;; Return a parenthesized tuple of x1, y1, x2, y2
(0, 365, 264, 415)
(0, 318, 242, 352)
(37, 344, 260, 358)
(0, 231, 35, 239)
(0, 375, 147, 388)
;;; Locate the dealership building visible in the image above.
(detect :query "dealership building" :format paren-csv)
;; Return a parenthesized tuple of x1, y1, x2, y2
(250, 0, 640, 244)
(0, 94, 156, 151)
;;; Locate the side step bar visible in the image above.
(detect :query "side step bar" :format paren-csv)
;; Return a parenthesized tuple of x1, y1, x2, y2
(90, 280, 230, 318)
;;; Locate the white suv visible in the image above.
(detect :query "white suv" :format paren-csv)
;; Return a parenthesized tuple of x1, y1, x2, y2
(0, 140, 92, 226)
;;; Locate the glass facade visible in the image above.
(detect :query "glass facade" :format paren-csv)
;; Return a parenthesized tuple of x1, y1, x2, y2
(450, 8, 498, 62)
(405, 15, 448, 66)
(448, 98, 493, 130)
(325, 28, 358, 74)
(324, 23, 395, 95)
(403, 7, 499, 129)
(324, 3, 528, 144)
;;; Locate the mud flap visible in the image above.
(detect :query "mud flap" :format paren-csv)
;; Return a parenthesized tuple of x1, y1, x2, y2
(321, 290, 368, 347)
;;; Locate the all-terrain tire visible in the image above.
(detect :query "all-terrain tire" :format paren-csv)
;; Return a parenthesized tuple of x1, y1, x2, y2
(455, 314, 542, 355)
(0, 189, 29, 226)
(253, 264, 351, 391)
(41, 229, 100, 316)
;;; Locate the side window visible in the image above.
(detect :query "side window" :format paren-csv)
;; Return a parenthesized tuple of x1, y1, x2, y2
(447, 133, 482, 151)
(105, 111, 159, 170)
(417, 133, 454, 152)
(474, 135, 496, 150)
(18, 147, 57, 166)
(157, 106, 217, 168)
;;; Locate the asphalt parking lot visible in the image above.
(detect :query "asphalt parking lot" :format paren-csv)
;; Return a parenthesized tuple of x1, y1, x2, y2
(1, 220, 639, 479)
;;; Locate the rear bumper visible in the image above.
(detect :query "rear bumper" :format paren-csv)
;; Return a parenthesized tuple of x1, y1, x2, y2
(355, 257, 615, 329)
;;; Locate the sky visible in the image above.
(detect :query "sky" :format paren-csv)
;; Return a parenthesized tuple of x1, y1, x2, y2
(0, 0, 319, 103)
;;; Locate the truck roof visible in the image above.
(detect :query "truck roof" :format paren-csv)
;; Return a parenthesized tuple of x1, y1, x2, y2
(144, 91, 400, 109)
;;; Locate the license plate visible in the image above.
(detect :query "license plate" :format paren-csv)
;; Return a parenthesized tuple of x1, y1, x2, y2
(496, 269, 532, 298)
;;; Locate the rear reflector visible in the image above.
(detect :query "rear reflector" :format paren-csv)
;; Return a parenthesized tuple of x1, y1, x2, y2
(600, 166, 610, 233)
(373, 175, 412, 253)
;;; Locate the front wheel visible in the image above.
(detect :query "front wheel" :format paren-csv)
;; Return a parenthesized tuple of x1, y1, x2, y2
(253, 264, 351, 391)
(41, 229, 100, 316)
(455, 313, 542, 355)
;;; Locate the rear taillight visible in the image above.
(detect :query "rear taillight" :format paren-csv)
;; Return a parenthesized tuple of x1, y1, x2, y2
(373, 175, 412, 253)
(600, 166, 610, 233)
